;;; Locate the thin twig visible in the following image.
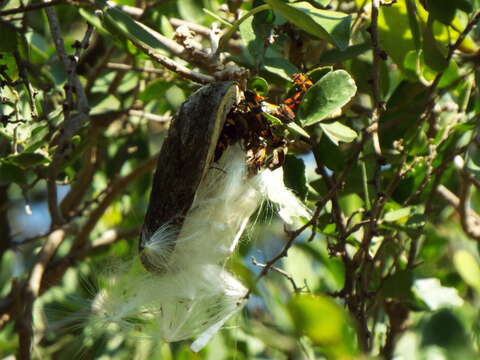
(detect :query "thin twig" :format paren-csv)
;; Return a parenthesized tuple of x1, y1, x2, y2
(251, 257, 301, 293)
(418, 10, 480, 138)
(106, 62, 166, 75)
(16, 229, 66, 360)
(131, 40, 215, 84)
(45, 8, 92, 226)
(368, 0, 384, 156)
(0, 0, 65, 16)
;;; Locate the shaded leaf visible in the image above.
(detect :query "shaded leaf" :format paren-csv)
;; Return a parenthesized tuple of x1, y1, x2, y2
(381, 269, 414, 300)
(0, 162, 27, 185)
(0, 23, 17, 52)
(7, 153, 50, 168)
(283, 155, 307, 200)
(313, 135, 346, 172)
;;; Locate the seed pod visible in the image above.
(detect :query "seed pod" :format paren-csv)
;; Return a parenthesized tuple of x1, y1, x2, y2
(139, 81, 238, 272)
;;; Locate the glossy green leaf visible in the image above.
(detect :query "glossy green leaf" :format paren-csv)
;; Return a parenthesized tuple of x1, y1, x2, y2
(320, 121, 357, 145)
(298, 70, 357, 126)
(264, 1, 351, 50)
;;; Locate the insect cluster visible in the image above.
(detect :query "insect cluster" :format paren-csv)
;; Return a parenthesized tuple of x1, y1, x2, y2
(215, 73, 314, 175)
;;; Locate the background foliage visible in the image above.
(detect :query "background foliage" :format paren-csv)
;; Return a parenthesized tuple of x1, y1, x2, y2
(1, 0, 480, 359)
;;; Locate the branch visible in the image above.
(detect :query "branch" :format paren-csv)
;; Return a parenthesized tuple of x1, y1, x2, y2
(106, 62, 166, 75)
(45, 8, 92, 226)
(0, 0, 65, 16)
(252, 257, 301, 293)
(419, 10, 480, 136)
(131, 40, 215, 84)
(16, 229, 66, 360)
(438, 182, 480, 241)
(368, 0, 384, 156)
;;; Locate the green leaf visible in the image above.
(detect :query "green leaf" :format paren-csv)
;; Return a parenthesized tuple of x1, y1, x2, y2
(247, 77, 269, 96)
(7, 153, 50, 168)
(313, 135, 346, 172)
(422, 309, 469, 348)
(406, 0, 421, 50)
(139, 79, 170, 102)
(0, 23, 18, 52)
(261, 111, 283, 127)
(381, 269, 414, 300)
(0, 53, 18, 81)
(178, 0, 205, 23)
(288, 294, 357, 357)
(320, 121, 357, 145)
(264, 1, 351, 50)
(240, 9, 274, 68)
(99, 3, 172, 56)
(286, 122, 310, 138)
(283, 155, 307, 200)
(298, 70, 357, 126)
(319, 42, 371, 66)
(305, 66, 332, 83)
(0, 162, 27, 185)
(263, 54, 299, 80)
(384, 207, 412, 223)
(377, 1, 418, 71)
(453, 250, 480, 292)
(422, 16, 448, 72)
(424, 0, 457, 25)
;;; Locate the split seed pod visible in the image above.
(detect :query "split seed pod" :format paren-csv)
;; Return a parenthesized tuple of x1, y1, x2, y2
(139, 82, 239, 273)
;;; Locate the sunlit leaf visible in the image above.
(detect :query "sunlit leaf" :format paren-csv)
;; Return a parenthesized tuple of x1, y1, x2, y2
(288, 294, 357, 358)
(298, 70, 357, 126)
(264, 0, 351, 50)
(320, 121, 357, 145)
(453, 250, 480, 292)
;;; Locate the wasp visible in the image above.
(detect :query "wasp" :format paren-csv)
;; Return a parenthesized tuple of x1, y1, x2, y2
(214, 73, 313, 175)
(284, 73, 314, 112)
